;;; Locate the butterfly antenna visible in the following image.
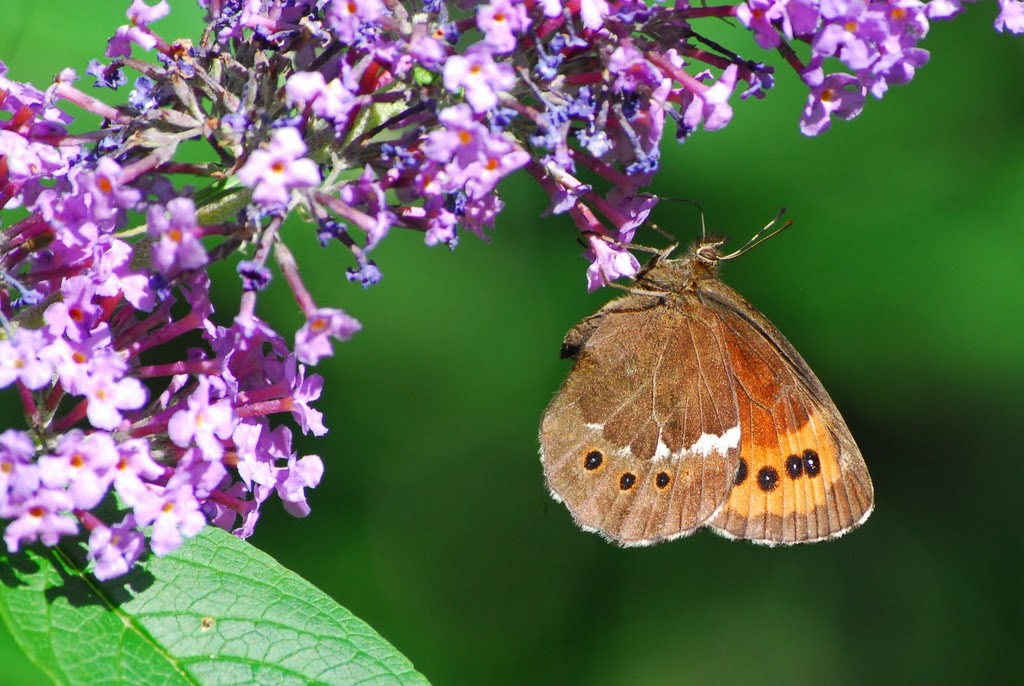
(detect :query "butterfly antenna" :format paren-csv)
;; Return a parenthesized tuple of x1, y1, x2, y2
(719, 208, 792, 261)
(655, 197, 707, 239)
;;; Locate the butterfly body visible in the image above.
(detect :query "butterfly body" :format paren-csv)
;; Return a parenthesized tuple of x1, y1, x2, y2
(540, 240, 873, 546)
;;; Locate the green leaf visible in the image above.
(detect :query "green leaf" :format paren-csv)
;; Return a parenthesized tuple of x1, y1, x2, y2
(0, 527, 429, 686)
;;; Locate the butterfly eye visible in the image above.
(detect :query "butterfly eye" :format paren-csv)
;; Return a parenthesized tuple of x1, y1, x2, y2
(802, 449, 821, 477)
(655, 472, 671, 489)
(756, 466, 779, 492)
(583, 450, 604, 471)
(785, 455, 803, 479)
(619, 472, 637, 490)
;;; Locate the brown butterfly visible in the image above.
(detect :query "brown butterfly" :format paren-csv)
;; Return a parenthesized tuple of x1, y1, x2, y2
(540, 218, 873, 546)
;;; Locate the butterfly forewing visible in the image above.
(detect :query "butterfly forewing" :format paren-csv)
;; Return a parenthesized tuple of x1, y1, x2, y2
(540, 294, 741, 546)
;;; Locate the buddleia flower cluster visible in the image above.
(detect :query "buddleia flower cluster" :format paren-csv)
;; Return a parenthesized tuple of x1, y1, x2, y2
(0, 0, 1017, 579)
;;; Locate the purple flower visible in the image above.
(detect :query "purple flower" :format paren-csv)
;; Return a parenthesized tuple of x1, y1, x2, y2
(167, 376, 236, 461)
(3, 490, 79, 552)
(466, 136, 530, 199)
(996, 0, 1024, 32)
(883, 0, 931, 39)
(579, 0, 611, 30)
(75, 156, 141, 221)
(172, 448, 228, 498)
(237, 127, 321, 206)
(0, 329, 53, 391)
(83, 366, 147, 431)
(926, 0, 963, 19)
(276, 453, 324, 518)
(346, 259, 383, 289)
(683, 65, 739, 133)
(800, 70, 867, 135)
(147, 197, 209, 273)
(129, 74, 160, 111)
(421, 198, 459, 247)
(443, 45, 516, 113)
(237, 260, 273, 291)
(88, 514, 145, 581)
(87, 59, 127, 89)
(294, 308, 361, 366)
(866, 38, 929, 98)
(111, 438, 166, 508)
(814, 1, 884, 71)
(462, 193, 504, 241)
(41, 326, 113, 395)
(136, 480, 206, 556)
(233, 421, 279, 493)
(584, 236, 641, 292)
(43, 276, 101, 342)
(608, 44, 665, 92)
(0, 430, 40, 514)
(92, 236, 155, 310)
(325, 0, 385, 43)
(285, 71, 360, 124)
(422, 105, 489, 168)
(477, 0, 532, 54)
(105, 0, 170, 57)
(737, 0, 821, 48)
(38, 431, 118, 510)
(421, 104, 529, 199)
(285, 360, 327, 437)
(407, 33, 446, 71)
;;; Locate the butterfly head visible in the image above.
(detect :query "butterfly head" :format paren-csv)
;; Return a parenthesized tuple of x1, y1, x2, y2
(692, 238, 727, 266)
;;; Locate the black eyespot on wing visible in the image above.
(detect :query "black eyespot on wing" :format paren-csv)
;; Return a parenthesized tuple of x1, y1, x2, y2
(757, 466, 779, 492)
(655, 472, 670, 489)
(734, 458, 749, 486)
(802, 449, 821, 477)
(785, 455, 803, 479)
(583, 450, 603, 470)
(619, 472, 637, 490)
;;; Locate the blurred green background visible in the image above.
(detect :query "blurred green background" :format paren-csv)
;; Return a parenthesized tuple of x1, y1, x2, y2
(2, 2, 1023, 685)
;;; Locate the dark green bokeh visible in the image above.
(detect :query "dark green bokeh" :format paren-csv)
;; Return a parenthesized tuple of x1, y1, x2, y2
(2, 2, 1022, 684)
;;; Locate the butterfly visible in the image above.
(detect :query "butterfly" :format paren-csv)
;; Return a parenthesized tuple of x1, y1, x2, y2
(539, 218, 873, 546)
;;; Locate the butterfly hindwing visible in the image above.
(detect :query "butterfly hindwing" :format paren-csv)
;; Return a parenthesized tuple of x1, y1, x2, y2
(704, 283, 874, 544)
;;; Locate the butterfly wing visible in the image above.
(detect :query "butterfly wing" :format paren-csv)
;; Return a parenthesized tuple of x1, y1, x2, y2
(541, 294, 742, 546)
(702, 281, 874, 544)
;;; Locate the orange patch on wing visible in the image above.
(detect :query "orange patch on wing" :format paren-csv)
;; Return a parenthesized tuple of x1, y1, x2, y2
(717, 390, 844, 540)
